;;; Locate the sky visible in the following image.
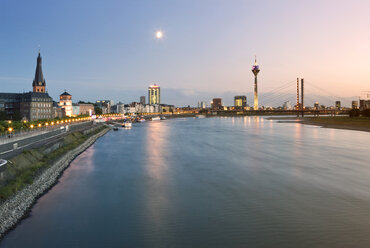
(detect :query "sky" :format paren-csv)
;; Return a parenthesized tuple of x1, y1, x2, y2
(0, 0, 369, 106)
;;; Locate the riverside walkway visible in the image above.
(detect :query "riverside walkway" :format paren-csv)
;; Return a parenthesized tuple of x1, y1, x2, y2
(0, 121, 95, 160)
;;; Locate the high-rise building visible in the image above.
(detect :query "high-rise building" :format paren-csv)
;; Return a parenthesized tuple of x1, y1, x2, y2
(335, 101, 341, 109)
(352, 100, 359, 109)
(148, 84, 160, 105)
(282, 101, 292, 110)
(140, 96, 146, 105)
(59, 91, 73, 117)
(211, 98, 222, 110)
(234, 96, 247, 108)
(251, 56, 260, 110)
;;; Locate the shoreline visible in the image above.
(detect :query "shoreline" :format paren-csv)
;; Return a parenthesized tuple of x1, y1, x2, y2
(267, 116, 370, 132)
(299, 120, 370, 132)
(0, 127, 110, 240)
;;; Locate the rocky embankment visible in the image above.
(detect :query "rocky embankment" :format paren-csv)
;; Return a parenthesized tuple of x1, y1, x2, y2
(0, 127, 109, 239)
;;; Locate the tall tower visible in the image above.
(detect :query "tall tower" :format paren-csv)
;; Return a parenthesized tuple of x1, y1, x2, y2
(148, 84, 160, 105)
(251, 56, 260, 110)
(32, 51, 46, 93)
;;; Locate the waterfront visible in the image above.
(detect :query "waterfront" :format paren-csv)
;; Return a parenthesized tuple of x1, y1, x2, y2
(1, 117, 370, 247)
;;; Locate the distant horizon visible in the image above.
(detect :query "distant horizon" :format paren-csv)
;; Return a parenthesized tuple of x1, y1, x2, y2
(0, 75, 362, 108)
(1, 0, 369, 106)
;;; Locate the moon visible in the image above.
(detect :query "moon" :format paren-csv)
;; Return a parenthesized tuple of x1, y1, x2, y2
(155, 30, 163, 39)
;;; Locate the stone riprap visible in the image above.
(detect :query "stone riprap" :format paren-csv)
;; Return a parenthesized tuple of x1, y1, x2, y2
(0, 127, 109, 239)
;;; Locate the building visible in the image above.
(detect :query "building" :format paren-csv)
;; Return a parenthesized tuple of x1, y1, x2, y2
(352, 100, 359, 109)
(96, 100, 113, 114)
(72, 104, 80, 116)
(314, 102, 320, 110)
(251, 56, 260, 110)
(0, 51, 53, 121)
(58, 91, 73, 117)
(0, 93, 20, 119)
(197, 101, 207, 109)
(234, 96, 247, 108)
(359, 99, 370, 110)
(148, 84, 160, 105)
(211, 98, 223, 110)
(53, 101, 65, 118)
(282, 101, 292, 110)
(335, 101, 341, 109)
(32, 53, 46, 93)
(79, 103, 94, 115)
(140, 96, 146, 105)
(20, 92, 53, 121)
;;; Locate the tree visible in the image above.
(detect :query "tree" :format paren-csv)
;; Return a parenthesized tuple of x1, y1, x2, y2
(0, 111, 7, 121)
(13, 111, 22, 121)
(94, 106, 102, 115)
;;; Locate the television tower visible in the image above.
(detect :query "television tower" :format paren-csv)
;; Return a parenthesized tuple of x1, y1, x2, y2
(251, 56, 260, 110)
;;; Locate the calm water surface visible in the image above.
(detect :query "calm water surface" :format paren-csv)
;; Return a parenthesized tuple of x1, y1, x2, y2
(1, 117, 370, 248)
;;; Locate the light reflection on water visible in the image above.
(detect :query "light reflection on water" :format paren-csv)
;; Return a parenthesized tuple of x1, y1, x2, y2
(1, 117, 370, 248)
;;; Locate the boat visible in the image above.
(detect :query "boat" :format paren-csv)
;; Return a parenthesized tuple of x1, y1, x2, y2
(113, 127, 119, 131)
(121, 118, 132, 128)
(160, 116, 166, 120)
(195, 115, 206, 118)
(138, 118, 146, 122)
(151, 116, 160, 121)
(122, 122, 132, 129)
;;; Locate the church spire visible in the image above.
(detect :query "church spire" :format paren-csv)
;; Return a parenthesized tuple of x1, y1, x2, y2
(33, 51, 46, 93)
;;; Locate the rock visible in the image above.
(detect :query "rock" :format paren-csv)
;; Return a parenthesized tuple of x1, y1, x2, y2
(0, 128, 109, 240)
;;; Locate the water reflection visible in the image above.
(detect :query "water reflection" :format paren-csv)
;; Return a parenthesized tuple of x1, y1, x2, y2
(2, 117, 370, 248)
(144, 122, 171, 242)
(145, 122, 167, 180)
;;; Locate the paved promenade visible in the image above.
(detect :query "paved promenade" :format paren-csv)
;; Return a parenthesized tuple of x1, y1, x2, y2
(0, 122, 94, 160)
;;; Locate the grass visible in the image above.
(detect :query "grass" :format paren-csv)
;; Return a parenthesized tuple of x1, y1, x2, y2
(0, 126, 106, 201)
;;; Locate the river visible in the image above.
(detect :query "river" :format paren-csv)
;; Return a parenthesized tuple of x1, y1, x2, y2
(1, 117, 370, 248)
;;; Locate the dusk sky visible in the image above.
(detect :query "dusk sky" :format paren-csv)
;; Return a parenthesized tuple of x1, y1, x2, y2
(1, 0, 369, 106)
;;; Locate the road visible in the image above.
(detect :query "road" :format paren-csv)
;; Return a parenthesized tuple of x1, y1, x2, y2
(0, 122, 95, 160)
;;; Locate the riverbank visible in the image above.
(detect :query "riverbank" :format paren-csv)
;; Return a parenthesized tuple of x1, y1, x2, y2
(268, 116, 370, 132)
(0, 126, 109, 240)
(300, 117, 370, 132)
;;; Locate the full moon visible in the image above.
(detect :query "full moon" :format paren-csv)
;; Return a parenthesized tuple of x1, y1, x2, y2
(155, 31, 163, 39)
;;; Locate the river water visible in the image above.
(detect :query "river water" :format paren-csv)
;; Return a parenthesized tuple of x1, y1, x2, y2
(1, 117, 370, 248)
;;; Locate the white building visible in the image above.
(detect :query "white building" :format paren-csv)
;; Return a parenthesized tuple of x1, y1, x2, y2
(58, 91, 73, 117)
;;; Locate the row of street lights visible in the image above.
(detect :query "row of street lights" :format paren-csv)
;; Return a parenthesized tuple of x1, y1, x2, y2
(6, 116, 92, 135)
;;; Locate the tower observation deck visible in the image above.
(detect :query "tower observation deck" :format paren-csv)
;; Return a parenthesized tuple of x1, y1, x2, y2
(251, 57, 260, 110)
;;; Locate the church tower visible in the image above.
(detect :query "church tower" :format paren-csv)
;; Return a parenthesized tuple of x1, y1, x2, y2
(32, 51, 46, 93)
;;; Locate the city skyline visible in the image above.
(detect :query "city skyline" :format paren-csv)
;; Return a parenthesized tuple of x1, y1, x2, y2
(1, 0, 369, 106)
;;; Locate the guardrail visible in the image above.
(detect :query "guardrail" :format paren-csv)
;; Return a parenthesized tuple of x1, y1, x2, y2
(0, 121, 92, 145)
(0, 159, 7, 167)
